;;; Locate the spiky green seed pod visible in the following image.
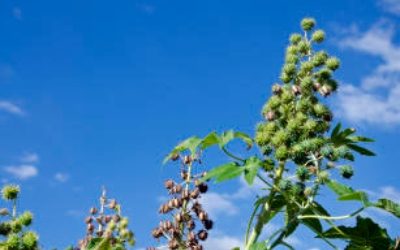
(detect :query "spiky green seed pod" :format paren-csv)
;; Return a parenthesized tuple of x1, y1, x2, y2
(18, 211, 33, 227)
(271, 130, 288, 147)
(262, 158, 275, 171)
(300, 61, 314, 74)
(312, 30, 325, 43)
(326, 57, 340, 70)
(301, 18, 316, 31)
(280, 73, 292, 83)
(275, 146, 288, 160)
(340, 165, 354, 179)
(11, 221, 22, 233)
(300, 77, 313, 91)
(318, 171, 330, 184)
(335, 145, 350, 158)
(297, 98, 312, 112)
(120, 218, 129, 229)
(320, 145, 334, 157)
(317, 69, 332, 80)
(265, 96, 281, 110)
(313, 103, 330, 117)
(272, 84, 283, 95)
(281, 90, 294, 104)
(295, 112, 308, 123)
(296, 166, 310, 181)
(303, 119, 318, 132)
(22, 231, 38, 249)
(312, 51, 328, 67)
(291, 182, 305, 195)
(7, 233, 20, 248)
(304, 187, 314, 197)
(290, 33, 302, 44)
(278, 179, 291, 191)
(286, 45, 299, 55)
(283, 63, 297, 76)
(2, 185, 20, 201)
(108, 220, 116, 230)
(297, 40, 310, 54)
(285, 54, 299, 64)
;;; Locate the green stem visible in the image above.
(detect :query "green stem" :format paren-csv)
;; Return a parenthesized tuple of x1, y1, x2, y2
(245, 162, 285, 250)
(299, 207, 364, 221)
(222, 147, 245, 162)
(12, 199, 17, 219)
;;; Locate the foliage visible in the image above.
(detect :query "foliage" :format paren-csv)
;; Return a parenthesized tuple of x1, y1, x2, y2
(0, 184, 39, 250)
(164, 18, 400, 250)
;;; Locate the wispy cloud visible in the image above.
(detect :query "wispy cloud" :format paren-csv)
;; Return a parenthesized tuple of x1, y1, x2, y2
(336, 21, 400, 126)
(200, 192, 239, 217)
(54, 173, 69, 183)
(203, 232, 242, 250)
(378, 0, 400, 15)
(4, 165, 38, 180)
(0, 101, 24, 116)
(20, 153, 39, 164)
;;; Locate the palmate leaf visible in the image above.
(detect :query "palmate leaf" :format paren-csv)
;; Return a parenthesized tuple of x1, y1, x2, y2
(373, 199, 400, 218)
(201, 162, 243, 183)
(321, 216, 392, 250)
(347, 144, 376, 156)
(243, 157, 262, 185)
(163, 136, 202, 163)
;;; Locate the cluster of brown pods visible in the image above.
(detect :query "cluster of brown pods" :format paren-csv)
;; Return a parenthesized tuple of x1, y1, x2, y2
(148, 154, 212, 250)
(79, 188, 134, 248)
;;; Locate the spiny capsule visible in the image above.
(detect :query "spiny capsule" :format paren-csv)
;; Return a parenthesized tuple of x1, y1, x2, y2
(187, 219, 195, 230)
(168, 239, 179, 250)
(183, 155, 192, 165)
(197, 183, 208, 193)
(87, 223, 94, 233)
(292, 85, 302, 96)
(319, 85, 332, 97)
(171, 153, 180, 161)
(203, 219, 213, 230)
(272, 84, 283, 95)
(313, 82, 321, 91)
(190, 189, 200, 199)
(109, 199, 117, 209)
(85, 216, 93, 224)
(198, 211, 208, 221)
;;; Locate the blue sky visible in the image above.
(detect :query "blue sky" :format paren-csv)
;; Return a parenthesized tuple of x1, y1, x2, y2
(0, 0, 400, 249)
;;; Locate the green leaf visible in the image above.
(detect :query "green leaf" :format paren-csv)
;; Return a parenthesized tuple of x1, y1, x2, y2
(347, 144, 376, 156)
(243, 157, 262, 185)
(331, 123, 342, 138)
(321, 216, 391, 250)
(219, 130, 235, 148)
(163, 136, 202, 163)
(348, 136, 375, 143)
(201, 162, 243, 183)
(373, 198, 400, 218)
(284, 204, 299, 237)
(201, 131, 220, 150)
(248, 242, 266, 250)
(234, 131, 253, 149)
(327, 180, 370, 206)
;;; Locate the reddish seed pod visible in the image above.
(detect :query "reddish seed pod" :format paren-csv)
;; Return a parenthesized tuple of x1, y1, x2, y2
(203, 219, 213, 230)
(168, 239, 179, 250)
(96, 230, 103, 237)
(198, 211, 208, 221)
(197, 230, 208, 241)
(112, 214, 120, 223)
(104, 215, 112, 223)
(109, 199, 117, 209)
(187, 219, 195, 230)
(319, 85, 332, 97)
(190, 188, 200, 199)
(89, 207, 97, 215)
(182, 189, 190, 200)
(96, 216, 104, 224)
(292, 85, 301, 96)
(171, 153, 180, 161)
(164, 179, 175, 189)
(197, 183, 208, 193)
(183, 155, 192, 165)
(175, 184, 183, 193)
(85, 216, 93, 224)
(181, 170, 188, 180)
(188, 231, 196, 242)
(313, 82, 321, 91)
(87, 223, 94, 233)
(265, 111, 276, 121)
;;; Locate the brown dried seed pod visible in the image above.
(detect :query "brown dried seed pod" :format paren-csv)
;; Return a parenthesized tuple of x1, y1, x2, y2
(203, 219, 213, 230)
(272, 84, 282, 95)
(197, 183, 208, 193)
(175, 184, 183, 193)
(182, 189, 190, 200)
(171, 198, 181, 208)
(109, 199, 117, 209)
(181, 170, 188, 180)
(171, 153, 180, 161)
(96, 230, 103, 237)
(85, 216, 93, 224)
(168, 239, 179, 250)
(96, 216, 104, 224)
(187, 219, 195, 230)
(198, 211, 208, 221)
(265, 111, 276, 121)
(89, 207, 97, 215)
(112, 214, 120, 223)
(188, 231, 196, 242)
(104, 215, 112, 223)
(313, 82, 321, 91)
(87, 223, 94, 233)
(197, 230, 208, 241)
(292, 85, 301, 96)
(164, 179, 175, 189)
(183, 155, 192, 165)
(190, 188, 200, 199)
(319, 85, 332, 97)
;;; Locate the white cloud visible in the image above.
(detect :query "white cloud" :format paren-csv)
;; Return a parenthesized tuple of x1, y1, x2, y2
(0, 101, 24, 116)
(4, 165, 38, 180)
(200, 192, 239, 217)
(54, 173, 69, 183)
(336, 21, 400, 126)
(20, 153, 39, 163)
(378, 0, 400, 15)
(380, 186, 400, 201)
(203, 232, 243, 250)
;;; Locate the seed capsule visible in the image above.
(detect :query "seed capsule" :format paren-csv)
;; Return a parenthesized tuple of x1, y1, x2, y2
(89, 207, 97, 215)
(87, 223, 94, 233)
(109, 199, 117, 209)
(164, 179, 175, 190)
(171, 153, 180, 161)
(292, 85, 301, 96)
(190, 188, 200, 199)
(198, 211, 208, 221)
(313, 82, 321, 91)
(183, 155, 192, 165)
(272, 84, 283, 95)
(85, 216, 93, 224)
(187, 219, 195, 230)
(197, 230, 208, 241)
(168, 239, 179, 250)
(112, 214, 120, 223)
(203, 219, 213, 230)
(197, 183, 208, 193)
(319, 85, 332, 97)
(265, 111, 276, 121)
